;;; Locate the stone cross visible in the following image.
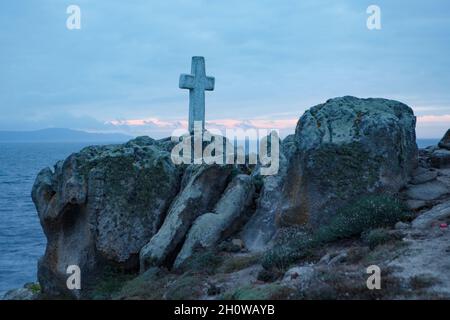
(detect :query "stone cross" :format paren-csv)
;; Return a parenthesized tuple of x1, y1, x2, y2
(179, 56, 215, 132)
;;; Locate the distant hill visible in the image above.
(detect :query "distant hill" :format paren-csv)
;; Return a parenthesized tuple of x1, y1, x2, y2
(0, 128, 132, 143)
(417, 138, 440, 149)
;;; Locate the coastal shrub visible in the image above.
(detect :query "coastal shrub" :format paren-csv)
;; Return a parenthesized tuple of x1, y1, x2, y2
(409, 274, 440, 290)
(221, 284, 295, 300)
(207, 283, 223, 296)
(362, 228, 393, 249)
(219, 254, 260, 273)
(218, 240, 242, 253)
(262, 195, 409, 271)
(165, 273, 205, 300)
(345, 246, 370, 264)
(24, 282, 41, 294)
(114, 267, 172, 300)
(297, 265, 403, 300)
(89, 266, 135, 300)
(115, 269, 207, 300)
(178, 248, 223, 275)
(313, 195, 408, 243)
(261, 235, 315, 271)
(261, 226, 316, 270)
(256, 269, 283, 283)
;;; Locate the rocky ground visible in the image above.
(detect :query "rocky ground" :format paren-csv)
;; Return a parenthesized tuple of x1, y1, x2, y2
(100, 161, 450, 301)
(4, 97, 450, 300)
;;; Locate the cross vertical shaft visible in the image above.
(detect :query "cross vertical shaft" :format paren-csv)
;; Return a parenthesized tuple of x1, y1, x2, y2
(179, 56, 215, 132)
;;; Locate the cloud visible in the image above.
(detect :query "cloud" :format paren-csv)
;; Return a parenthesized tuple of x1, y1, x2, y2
(1, 0, 450, 140)
(105, 116, 298, 138)
(417, 114, 450, 124)
(106, 117, 298, 128)
(208, 118, 298, 129)
(104, 112, 450, 139)
(416, 114, 450, 138)
(108, 118, 182, 128)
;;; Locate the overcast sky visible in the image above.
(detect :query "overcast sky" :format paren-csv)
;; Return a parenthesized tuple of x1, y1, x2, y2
(0, 0, 449, 138)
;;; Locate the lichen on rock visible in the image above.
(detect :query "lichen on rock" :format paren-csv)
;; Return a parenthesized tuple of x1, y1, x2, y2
(276, 96, 418, 228)
(32, 137, 183, 297)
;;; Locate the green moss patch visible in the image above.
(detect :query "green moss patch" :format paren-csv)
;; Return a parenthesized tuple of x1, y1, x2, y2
(221, 284, 295, 300)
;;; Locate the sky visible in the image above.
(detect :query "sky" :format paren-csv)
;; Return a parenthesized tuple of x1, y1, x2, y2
(0, 0, 449, 138)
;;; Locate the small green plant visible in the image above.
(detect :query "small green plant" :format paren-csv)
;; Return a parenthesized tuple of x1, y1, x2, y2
(362, 228, 392, 249)
(178, 248, 223, 275)
(218, 240, 242, 253)
(221, 284, 294, 300)
(207, 283, 223, 296)
(114, 267, 173, 300)
(256, 269, 282, 283)
(296, 265, 404, 300)
(25, 283, 41, 294)
(261, 237, 315, 271)
(409, 274, 439, 290)
(165, 273, 205, 300)
(89, 266, 135, 300)
(219, 254, 260, 273)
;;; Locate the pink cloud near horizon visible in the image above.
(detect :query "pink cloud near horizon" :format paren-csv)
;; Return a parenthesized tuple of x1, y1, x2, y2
(416, 114, 450, 124)
(107, 117, 298, 129)
(105, 114, 449, 138)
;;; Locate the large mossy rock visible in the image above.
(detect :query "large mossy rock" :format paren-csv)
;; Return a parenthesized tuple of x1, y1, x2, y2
(32, 137, 182, 297)
(277, 96, 418, 227)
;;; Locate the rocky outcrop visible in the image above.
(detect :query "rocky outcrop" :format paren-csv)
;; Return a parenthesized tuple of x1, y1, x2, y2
(32, 137, 182, 297)
(431, 149, 450, 169)
(32, 131, 255, 297)
(139, 165, 233, 270)
(409, 168, 438, 185)
(276, 96, 417, 227)
(240, 135, 296, 251)
(405, 181, 448, 201)
(401, 130, 450, 210)
(411, 200, 450, 229)
(30, 96, 431, 299)
(240, 97, 418, 250)
(174, 174, 255, 268)
(438, 129, 450, 150)
(423, 130, 450, 169)
(2, 283, 39, 300)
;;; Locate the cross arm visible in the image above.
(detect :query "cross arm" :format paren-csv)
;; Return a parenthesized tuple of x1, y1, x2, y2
(205, 76, 215, 91)
(179, 74, 195, 89)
